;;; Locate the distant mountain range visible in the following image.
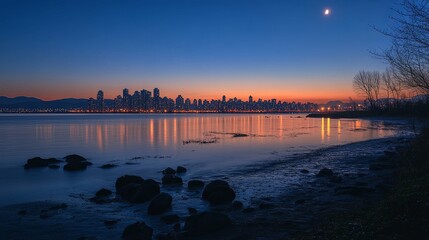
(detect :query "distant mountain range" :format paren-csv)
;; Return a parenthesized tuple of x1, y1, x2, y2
(0, 96, 92, 109)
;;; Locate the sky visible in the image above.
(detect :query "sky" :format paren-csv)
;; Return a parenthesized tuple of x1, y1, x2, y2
(0, 0, 400, 103)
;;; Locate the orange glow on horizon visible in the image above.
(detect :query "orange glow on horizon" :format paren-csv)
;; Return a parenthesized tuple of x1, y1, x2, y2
(1, 77, 358, 104)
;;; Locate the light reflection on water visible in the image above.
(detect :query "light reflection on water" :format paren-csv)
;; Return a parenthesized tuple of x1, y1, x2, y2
(0, 113, 399, 205)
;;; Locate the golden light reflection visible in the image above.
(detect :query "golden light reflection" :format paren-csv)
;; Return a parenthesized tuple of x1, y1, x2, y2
(327, 118, 331, 138)
(321, 118, 325, 142)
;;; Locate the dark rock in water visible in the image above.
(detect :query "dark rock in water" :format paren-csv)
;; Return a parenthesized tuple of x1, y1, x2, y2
(122, 222, 153, 240)
(104, 220, 119, 226)
(96, 188, 112, 197)
(162, 167, 176, 175)
(316, 168, 334, 177)
(24, 157, 62, 169)
(176, 166, 187, 173)
(295, 199, 306, 205)
(118, 183, 141, 201)
(232, 201, 243, 210)
(188, 180, 204, 189)
(162, 174, 183, 185)
(242, 207, 255, 213)
(173, 223, 181, 232)
(64, 154, 87, 163)
(259, 202, 275, 209)
(335, 186, 374, 196)
(131, 179, 160, 203)
(300, 169, 309, 174)
(25, 157, 49, 169)
(188, 208, 198, 215)
(17, 210, 27, 215)
(148, 193, 172, 215)
(116, 175, 145, 192)
(160, 214, 180, 224)
(100, 163, 118, 169)
(184, 211, 230, 235)
(232, 133, 248, 138)
(64, 161, 91, 171)
(48, 164, 60, 169)
(202, 180, 236, 205)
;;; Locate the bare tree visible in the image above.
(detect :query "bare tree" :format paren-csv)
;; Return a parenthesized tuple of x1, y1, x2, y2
(382, 68, 403, 108)
(382, 0, 429, 95)
(353, 71, 381, 110)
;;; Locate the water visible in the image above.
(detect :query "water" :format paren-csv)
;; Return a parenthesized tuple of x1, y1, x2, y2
(0, 113, 404, 206)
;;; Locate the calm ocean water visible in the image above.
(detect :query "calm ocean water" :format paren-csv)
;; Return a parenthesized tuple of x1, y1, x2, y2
(0, 113, 403, 206)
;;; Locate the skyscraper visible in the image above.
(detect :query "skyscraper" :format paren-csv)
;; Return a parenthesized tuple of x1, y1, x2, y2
(153, 88, 160, 110)
(96, 90, 104, 112)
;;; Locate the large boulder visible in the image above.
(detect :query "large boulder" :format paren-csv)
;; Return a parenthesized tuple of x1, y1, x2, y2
(316, 168, 334, 177)
(162, 174, 183, 185)
(184, 212, 230, 235)
(202, 180, 236, 205)
(64, 161, 91, 171)
(148, 193, 172, 215)
(64, 154, 87, 163)
(122, 222, 153, 240)
(115, 175, 145, 192)
(96, 188, 112, 197)
(162, 167, 176, 175)
(24, 157, 62, 169)
(176, 166, 187, 173)
(62, 155, 91, 171)
(131, 180, 160, 203)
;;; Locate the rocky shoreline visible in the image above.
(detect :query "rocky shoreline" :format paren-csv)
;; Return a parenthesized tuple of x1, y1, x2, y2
(0, 135, 412, 240)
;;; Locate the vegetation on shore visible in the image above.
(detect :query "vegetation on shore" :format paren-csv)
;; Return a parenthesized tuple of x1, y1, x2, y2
(299, 127, 429, 240)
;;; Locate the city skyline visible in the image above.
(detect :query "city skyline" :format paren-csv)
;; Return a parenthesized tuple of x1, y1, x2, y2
(87, 87, 320, 113)
(0, 0, 400, 102)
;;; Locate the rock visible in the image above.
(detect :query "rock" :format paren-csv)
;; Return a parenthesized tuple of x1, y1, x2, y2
(202, 180, 236, 205)
(162, 167, 176, 175)
(104, 220, 119, 226)
(119, 184, 141, 202)
(148, 193, 172, 215)
(131, 179, 160, 203)
(184, 212, 230, 235)
(115, 175, 145, 192)
(96, 188, 112, 197)
(232, 201, 243, 210)
(64, 154, 87, 163)
(188, 208, 198, 215)
(316, 168, 334, 177)
(176, 166, 187, 173)
(300, 169, 309, 174)
(295, 199, 306, 205)
(232, 133, 248, 137)
(48, 164, 60, 169)
(160, 214, 180, 224)
(64, 161, 90, 171)
(122, 222, 153, 240)
(188, 180, 204, 189)
(24, 157, 62, 169)
(100, 163, 118, 169)
(162, 174, 183, 185)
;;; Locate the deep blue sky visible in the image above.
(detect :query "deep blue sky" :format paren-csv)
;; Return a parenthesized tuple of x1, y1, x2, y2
(0, 0, 400, 102)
